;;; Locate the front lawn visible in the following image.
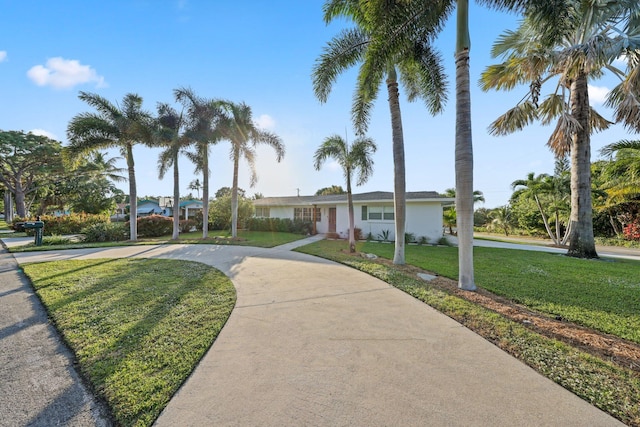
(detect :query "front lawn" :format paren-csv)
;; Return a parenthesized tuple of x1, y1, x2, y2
(23, 258, 236, 427)
(296, 240, 640, 425)
(7, 230, 305, 252)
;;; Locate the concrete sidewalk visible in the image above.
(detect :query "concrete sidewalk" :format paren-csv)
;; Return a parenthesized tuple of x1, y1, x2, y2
(8, 240, 622, 426)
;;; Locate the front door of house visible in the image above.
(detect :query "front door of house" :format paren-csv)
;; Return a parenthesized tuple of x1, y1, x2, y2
(328, 208, 336, 233)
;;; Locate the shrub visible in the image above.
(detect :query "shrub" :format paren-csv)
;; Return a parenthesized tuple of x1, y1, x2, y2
(245, 217, 313, 235)
(404, 232, 416, 243)
(179, 219, 196, 233)
(41, 235, 74, 246)
(623, 222, 640, 241)
(135, 215, 173, 237)
(417, 236, 429, 245)
(39, 213, 110, 236)
(366, 232, 374, 241)
(82, 222, 129, 242)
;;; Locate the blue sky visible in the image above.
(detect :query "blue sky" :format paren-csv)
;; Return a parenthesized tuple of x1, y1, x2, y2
(0, 1, 631, 208)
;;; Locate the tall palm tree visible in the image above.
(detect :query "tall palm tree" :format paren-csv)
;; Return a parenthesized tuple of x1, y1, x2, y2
(314, 0, 449, 265)
(67, 92, 154, 241)
(481, 1, 639, 258)
(218, 101, 285, 238)
(313, 134, 377, 252)
(156, 103, 189, 240)
(174, 87, 222, 238)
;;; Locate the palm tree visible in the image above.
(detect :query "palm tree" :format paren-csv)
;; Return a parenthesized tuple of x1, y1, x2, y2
(488, 205, 513, 236)
(314, 0, 449, 265)
(188, 178, 202, 198)
(174, 87, 222, 238)
(598, 140, 640, 232)
(313, 134, 377, 252)
(67, 92, 154, 241)
(156, 103, 189, 240)
(218, 101, 285, 238)
(442, 187, 484, 236)
(481, 1, 640, 258)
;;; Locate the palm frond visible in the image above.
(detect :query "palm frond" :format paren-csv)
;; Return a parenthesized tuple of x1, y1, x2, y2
(312, 28, 368, 103)
(488, 101, 538, 136)
(547, 113, 581, 157)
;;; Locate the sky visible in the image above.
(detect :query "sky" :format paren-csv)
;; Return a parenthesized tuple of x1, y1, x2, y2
(0, 1, 633, 208)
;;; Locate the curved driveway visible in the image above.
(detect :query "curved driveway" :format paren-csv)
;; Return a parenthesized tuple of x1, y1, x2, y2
(12, 242, 621, 426)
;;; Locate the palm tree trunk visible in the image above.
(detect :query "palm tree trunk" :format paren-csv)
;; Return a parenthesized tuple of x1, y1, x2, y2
(455, 0, 475, 290)
(201, 145, 209, 238)
(231, 148, 240, 238)
(386, 66, 406, 265)
(346, 170, 356, 253)
(567, 72, 597, 258)
(534, 195, 558, 244)
(172, 152, 180, 240)
(126, 143, 137, 241)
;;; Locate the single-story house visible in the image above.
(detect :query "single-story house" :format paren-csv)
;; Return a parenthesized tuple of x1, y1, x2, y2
(137, 199, 164, 217)
(179, 200, 203, 220)
(253, 191, 454, 242)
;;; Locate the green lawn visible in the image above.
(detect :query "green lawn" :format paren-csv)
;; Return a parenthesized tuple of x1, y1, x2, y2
(296, 240, 640, 425)
(302, 240, 640, 344)
(7, 230, 305, 252)
(23, 258, 236, 427)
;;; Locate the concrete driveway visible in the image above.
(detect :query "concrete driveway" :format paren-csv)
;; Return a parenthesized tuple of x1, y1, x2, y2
(11, 242, 621, 426)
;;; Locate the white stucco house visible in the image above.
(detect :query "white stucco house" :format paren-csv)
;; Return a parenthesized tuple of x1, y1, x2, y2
(253, 191, 454, 242)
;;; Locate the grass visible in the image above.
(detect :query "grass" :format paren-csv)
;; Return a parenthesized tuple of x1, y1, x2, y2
(296, 240, 640, 425)
(6, 230, 305, 252)
(352, 241, 640, 344)
(22, 258, 236, 427)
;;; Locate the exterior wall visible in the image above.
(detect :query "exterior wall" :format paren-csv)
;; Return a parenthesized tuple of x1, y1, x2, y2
(405, 203, 444, 242)
(333, 202, 443, 242)
(256, 200, 444, 242)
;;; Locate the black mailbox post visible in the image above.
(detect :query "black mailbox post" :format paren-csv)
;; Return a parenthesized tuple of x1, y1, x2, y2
(23, 221, 44, 246)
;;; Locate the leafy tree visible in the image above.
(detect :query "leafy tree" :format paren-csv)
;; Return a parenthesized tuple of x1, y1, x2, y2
(209, 192, 254, 231)
(314, 134, 376, 252)
(314, 0, 448, 265)
(315, 185, 345, 196)
(215, 186, 245, 199)
(67, 92, 154, 241)
(0, 130, 63, 217)
(481, 1, 640, 258)
(156, 102, 190, 240)
(217, 101, 285, 238)
(175, 87, 224, 238)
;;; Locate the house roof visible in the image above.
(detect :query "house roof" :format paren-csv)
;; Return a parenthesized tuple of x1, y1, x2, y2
(254, 191, 453, 207)
(179, 200, 203, 208)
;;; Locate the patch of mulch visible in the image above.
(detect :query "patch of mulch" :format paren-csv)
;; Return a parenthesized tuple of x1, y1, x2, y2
(365, 254, 640, 373)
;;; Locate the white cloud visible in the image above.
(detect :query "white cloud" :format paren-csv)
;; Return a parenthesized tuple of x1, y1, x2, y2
(0, 51, 7, 62)
(588, 85, 609, 105)
(27, 57, 106, 89)
(29, 129, 58, 140)
(256, 114, 276, 130)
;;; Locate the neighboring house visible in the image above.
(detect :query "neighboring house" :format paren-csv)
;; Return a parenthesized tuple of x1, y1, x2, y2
(253, 191, 454, 242)
(137, 199, 164, 217)
(179, 200, 203, 220)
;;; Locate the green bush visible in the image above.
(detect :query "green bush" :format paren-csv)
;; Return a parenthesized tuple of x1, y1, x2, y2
(18, 213, 110, 236)
(246, 217, 313, 235)
(135, 215, 173, 237)
(179, 219, 196, 233)
(82, 222, 129, 242)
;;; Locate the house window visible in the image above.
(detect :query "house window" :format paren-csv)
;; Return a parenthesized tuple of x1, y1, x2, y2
(294, 207, 321, 222)
(361, 205, 394, 221)
(255, 207, 270, 218)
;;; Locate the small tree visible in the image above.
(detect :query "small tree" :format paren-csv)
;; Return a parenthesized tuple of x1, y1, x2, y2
(314, 134, 376, 253)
